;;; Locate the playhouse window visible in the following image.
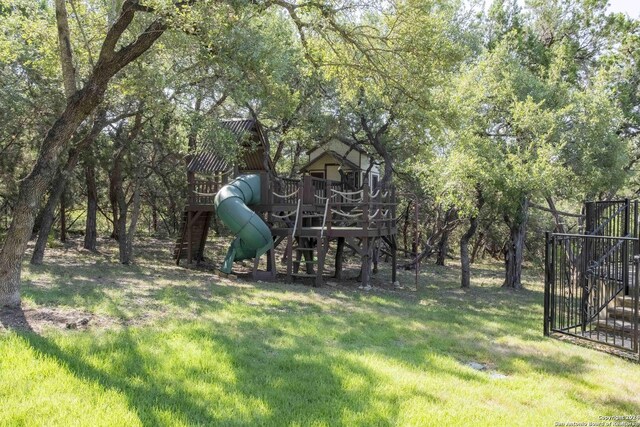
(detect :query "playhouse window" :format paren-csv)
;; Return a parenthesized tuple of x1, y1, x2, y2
(371, 174, 379, 189)
(345, 171, 359, 188)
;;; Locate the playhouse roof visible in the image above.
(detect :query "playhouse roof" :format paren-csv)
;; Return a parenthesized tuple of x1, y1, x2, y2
(299, 149, 361, 173)
(187, 119, 273, 174)
(305, 137, 369, 156)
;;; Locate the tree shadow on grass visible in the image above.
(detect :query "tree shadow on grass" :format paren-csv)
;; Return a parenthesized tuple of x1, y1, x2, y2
(18, 328, 218, 425)
(14, 249, 630, 422)
(15, 317, 441, 426)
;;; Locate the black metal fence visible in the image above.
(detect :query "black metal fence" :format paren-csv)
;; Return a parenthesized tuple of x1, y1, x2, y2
(545, 232, 639, 358)
(585, 199, 638, 238)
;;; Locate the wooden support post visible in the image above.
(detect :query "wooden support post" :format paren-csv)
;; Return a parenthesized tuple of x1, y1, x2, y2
(316, 237, 325, 287)
(361, 237, 371, 287)
(335, 237, 345, 280)
(362, 182, 370, 233)
(253, 254, 260, 277)
(390, 186, 396, 235)
(391, 235, 397, 284)
(286, 234, 293, 282)
(268, 248, 277, 279)
(373, 238, 379, 274)
(266, 247, 274, 275)
(197, 212, 211, 264)
(303, 176, 314, 205)
(187, 211, 193, 264)
(294, 237, 302, 274)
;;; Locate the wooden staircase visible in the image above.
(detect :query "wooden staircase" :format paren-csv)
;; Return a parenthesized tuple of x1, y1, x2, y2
(174, 209, 213, 265)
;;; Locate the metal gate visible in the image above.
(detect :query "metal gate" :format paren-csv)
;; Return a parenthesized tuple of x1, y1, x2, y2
(544, 232, 640, 357)
(545, 199, 640, 358)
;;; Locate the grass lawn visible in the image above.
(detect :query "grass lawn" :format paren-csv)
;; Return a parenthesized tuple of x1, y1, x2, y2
(1, 237, 640, 426)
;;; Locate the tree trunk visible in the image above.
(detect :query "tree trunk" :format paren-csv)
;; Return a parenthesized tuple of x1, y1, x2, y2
(545, 196, 568, 234)
(151, 198, 158, 233)
(55, 0, 77, 99)
(0, 2, 168, 307)
(31, 115, 105, 264)
(288, 142, 303, 178)
(402, 200, 412, 255)
(460, 218, 478, 288)
(59, 190, 67, 243)
(503, 198, 529, 290)
(29, 0, 76, 244)
(30, 174, 66, 265)
(461, 190, 484, 288)
(116, 174, 128, 264)
(123, 183, 140, 264)
(113, 110, 144, 264)
(435, 230, 449, 266)
(109, 156, 122, 240)
(334, 237, 345, 280)
(31, 208, 45, 240)
(470, 232, 484, 264)
(435, 207, 457, 266)
(84, 160, 98, 251)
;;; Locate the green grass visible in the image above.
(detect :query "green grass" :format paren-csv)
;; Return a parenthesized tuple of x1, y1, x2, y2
(1, 238, 640, 426)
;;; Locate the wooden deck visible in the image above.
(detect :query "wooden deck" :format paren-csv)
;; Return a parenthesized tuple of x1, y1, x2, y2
(178, 172, 398, 286)
(271, 226, 397, 238)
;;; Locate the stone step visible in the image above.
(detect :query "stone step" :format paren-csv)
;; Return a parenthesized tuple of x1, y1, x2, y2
(607, 305, 639, 321)
(595, 318, 640, 338)
(614, 295, 638, 309)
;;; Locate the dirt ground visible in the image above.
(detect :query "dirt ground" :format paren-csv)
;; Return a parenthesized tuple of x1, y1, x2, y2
(0, 234, 416, 333)
(0, 306, 117, 333)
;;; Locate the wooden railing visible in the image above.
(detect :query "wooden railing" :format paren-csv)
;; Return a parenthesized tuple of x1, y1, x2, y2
(307, 177, 348, 205)
(321, 185, 397, 233)
(188, 180, 222, 206)
(271, 177, 300, 205)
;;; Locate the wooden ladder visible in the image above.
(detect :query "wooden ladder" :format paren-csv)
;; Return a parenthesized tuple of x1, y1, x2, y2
(173, 209, 212, 265)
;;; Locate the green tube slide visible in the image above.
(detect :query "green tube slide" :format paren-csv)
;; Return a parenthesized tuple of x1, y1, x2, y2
(214, 174, 273, 274)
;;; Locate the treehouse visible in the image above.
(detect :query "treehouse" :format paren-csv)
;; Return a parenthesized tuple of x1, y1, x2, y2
(174, 119, 398, 288)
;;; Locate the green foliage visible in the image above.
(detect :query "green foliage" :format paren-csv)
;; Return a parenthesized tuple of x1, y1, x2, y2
(1, 0, 640, 280)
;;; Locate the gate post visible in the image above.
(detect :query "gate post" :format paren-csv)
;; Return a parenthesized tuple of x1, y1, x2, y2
(624, 199, 631, 295)
(585, 201, 594, 234)
(581, 235, 590, 333)
(634, 242, 640, 357)
(544, 232, 552, 336)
